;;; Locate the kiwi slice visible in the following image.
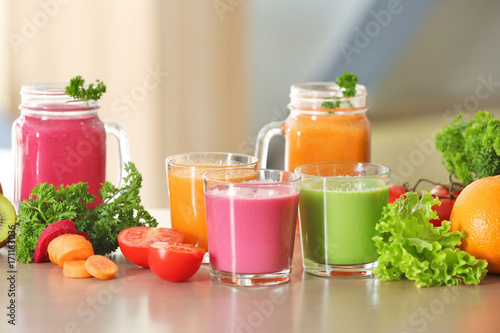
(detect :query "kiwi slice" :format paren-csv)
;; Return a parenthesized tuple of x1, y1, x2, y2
(0, 194, 16, 248)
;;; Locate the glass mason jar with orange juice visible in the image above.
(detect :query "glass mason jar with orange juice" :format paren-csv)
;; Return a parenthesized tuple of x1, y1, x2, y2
(255, 81, 370, 171)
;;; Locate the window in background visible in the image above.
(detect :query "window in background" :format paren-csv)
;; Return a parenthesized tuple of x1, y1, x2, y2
(246, 0, 500, 187)
(0, 1, 251, 208)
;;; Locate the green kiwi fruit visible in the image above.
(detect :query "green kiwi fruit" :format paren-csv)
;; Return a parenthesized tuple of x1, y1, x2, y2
(0, 194, 16, 248)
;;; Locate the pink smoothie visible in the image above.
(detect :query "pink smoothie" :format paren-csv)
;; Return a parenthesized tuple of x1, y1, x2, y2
(205, 184, 299, 274)
(14, 105, 106, 205)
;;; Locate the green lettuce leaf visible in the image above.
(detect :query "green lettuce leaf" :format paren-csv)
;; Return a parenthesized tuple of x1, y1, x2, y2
(373, 191, 487, 287)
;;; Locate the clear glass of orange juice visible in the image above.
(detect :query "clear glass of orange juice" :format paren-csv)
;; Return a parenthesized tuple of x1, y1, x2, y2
(166, 153, 259, 258)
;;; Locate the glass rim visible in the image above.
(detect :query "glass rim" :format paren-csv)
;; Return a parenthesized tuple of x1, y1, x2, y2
(287, 107, 368, 115)
(290, 82, 367, 98)
(20, 82, 99, 111)
(166, 152, 259, 168)
(288, 82, 367, 112)
(21, 82, 70, 96)
(203, 168, 301, 186)
(294, 161, 391, 179)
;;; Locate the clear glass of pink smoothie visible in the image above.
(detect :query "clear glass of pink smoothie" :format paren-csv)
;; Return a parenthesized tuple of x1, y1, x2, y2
(204, 168, 301, 286)
(13, 82, 130, 208)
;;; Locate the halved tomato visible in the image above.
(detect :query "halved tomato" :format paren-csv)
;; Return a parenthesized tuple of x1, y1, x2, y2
(118, 227, 184, 267)
(148, 242, 206, 282)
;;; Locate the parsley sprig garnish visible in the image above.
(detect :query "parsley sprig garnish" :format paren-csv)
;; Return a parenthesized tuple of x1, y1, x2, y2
(435, 110, 500, 185)
(65, 75, 107, 101)
(336, 71, 358, 97)
(15, 162, 157, 263)
(322, 71, 359, 110)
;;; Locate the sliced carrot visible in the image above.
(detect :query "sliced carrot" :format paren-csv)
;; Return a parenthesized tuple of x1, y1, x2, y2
(48, 234, 87, 265)
(85, 255, 118, 280)
(47, 234, 94, 267)
(48, 246, 55, 264)
(63, 260, 93, 278)
(57, 241, 94, 267)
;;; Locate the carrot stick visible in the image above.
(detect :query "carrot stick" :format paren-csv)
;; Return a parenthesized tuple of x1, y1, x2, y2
(85, 255, 118, 280)
(63, 260, 93, 278)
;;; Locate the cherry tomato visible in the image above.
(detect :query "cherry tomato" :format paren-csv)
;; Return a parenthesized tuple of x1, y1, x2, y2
(430, 184, 463, 198)
(389, 185, 407, 203)
(148, 242, 206, 282)
(429, 185, 464, 227)
(118, 227, 184, 267)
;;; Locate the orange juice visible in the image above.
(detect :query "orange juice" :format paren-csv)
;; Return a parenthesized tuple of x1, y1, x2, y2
(284, 109, 370, 172)
(168, 166, 209, 249)
(255, 82, 370, 171)
(166, 153, 259, 251)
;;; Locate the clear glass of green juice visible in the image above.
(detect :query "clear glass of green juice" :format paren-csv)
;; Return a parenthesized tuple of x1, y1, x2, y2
(295, 162, 390, 277)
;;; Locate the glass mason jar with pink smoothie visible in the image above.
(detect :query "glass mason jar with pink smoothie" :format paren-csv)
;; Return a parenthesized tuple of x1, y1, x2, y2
(12, 82, 130, 208)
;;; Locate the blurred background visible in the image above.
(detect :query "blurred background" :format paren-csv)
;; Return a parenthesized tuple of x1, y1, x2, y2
(0, 0, 499, 208)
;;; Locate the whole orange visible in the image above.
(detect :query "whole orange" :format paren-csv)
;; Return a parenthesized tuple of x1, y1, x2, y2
(450, 175, 500, 273)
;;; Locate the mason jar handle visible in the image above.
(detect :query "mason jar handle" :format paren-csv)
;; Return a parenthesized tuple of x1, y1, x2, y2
(254, 121, 283, 169)
(104, 122, 130, 188)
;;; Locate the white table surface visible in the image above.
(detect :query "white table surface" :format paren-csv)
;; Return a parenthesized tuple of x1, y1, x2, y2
(1, 209, 500, 333)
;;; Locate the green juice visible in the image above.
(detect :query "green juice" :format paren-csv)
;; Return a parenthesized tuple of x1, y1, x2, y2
(299, 181, 389, 265)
